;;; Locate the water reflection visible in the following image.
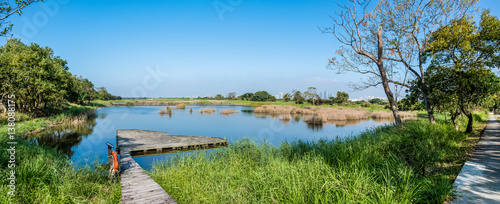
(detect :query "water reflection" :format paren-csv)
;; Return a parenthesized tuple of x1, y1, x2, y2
(27, 106, 394, 170)
(252, 112, 394, 130)
(29, 113, 98, 158)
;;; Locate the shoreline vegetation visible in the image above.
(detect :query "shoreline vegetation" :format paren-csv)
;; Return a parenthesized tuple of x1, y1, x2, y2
(151, 112, 487, 203)
(0, 104, 121, 203)
(0, 100, 489, 203)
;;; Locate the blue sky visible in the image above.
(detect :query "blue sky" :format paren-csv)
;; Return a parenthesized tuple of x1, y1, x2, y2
(1, 0, 499, 99)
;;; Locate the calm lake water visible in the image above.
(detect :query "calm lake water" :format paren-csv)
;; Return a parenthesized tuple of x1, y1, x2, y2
(31, 105, 392, 171)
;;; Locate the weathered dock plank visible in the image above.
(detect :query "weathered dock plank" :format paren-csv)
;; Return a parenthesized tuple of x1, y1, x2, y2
(117, 129, 228, 204)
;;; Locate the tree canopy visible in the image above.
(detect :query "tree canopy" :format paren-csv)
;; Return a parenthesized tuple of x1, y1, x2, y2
(0, 39, 118, 115)
(422, 10, 500, 132)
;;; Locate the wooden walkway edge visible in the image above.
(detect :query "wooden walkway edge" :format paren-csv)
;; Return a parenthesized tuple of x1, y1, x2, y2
(117, 129, 228, 204)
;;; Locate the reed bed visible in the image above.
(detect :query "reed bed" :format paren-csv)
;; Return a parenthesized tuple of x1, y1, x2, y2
(255, 105, 416, 126)
(159, 106, 173, 115)
(371, 111, 417, 119)
(220, 109, 237, 116)
(190, 107, 193, 114)
(175, 103, 186, 109)
(199, 108, 217, 114)
(255, 105, 370, 121)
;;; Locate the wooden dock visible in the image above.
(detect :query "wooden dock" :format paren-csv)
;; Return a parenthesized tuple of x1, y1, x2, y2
(117, 129, 228, 204)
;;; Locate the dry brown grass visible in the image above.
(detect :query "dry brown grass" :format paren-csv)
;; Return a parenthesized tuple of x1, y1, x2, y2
(399, 111, 418, 119)
(190, 107, 193, 114)
(220, 109, 238, 116)
(254, 105, 370, 122)
(175, 103, 186, 109)
(370, 111, 417, 119)
(159, 106, 173, 115)
(200, 108, 217, 114)
(370, 111, 393, 119)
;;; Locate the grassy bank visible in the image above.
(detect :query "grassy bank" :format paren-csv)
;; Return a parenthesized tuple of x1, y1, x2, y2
(151, 113, 487, 203)
(0, 104, 120, 203)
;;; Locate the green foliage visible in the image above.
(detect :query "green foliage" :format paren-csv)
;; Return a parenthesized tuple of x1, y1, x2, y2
(335, 91, 349, 104)
(362, 101, 371, 107)
(214, 94, 224, 100)
(0, 39, 71, 114)
(240, 93, 254, 101)
(0, 39, 119, 115)
(251, 91, 271, 102)
(267, 95, 276, 102)
(293, 91, 304, 104)
(369, 98, 386, 105)
(283, 93, 292, 102)
(398, 97, 425, 111)
(424, 11, 500, 132)
(0, 138, 121, 203)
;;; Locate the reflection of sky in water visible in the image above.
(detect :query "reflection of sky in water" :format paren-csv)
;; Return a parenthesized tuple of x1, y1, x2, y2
(33, 106, 392, 171)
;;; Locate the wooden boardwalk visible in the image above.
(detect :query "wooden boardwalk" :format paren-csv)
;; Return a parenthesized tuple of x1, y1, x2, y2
(116, 129, 228, 204)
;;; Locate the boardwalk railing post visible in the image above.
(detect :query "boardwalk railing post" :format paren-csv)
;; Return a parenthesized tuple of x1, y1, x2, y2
(106, 142, 119, 179)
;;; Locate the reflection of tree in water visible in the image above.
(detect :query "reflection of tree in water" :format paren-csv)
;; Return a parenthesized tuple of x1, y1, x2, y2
(29, 114, 98, 158)
(306, 123, 323, 131)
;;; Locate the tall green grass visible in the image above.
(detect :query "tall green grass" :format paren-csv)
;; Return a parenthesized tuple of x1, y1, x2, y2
(151, 113, 487, 203)
(0, 105, 120, 203)
(0, 137, 121, 203)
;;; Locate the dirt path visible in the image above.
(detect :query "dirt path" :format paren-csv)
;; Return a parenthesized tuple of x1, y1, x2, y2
(451, 113, 500, 203)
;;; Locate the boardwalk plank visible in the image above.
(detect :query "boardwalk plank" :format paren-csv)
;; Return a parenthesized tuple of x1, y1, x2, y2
(117, 129, 228, 204)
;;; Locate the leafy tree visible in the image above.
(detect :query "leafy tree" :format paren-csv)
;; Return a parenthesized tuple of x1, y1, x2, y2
(214, 94, 224, 100)
(0, 0, 41, 36)
(325, 0, 477, 125)
(303, 87, 318, 105)
(424, 11, 500, 132)
(369, 98, 385, 105)
(293, 90, 304, 104)
(335, 91, 349, 104)
(251, 91, 271, 102)
(240, 93, 254, 101)
(0, 39, 71, 113)
(0, 39, 118, 115)
(96, 87, 115, 100)
(268, 95, 276, 102)
(283, 93, 292, 102)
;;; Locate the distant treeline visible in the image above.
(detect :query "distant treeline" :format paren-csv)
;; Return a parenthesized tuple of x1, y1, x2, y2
(212, 88, 355, 106)
(0, 39, 120, 115)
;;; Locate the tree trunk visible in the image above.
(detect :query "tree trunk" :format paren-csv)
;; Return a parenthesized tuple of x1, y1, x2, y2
(376, 26, 402, 125)
(450, 112, 459, 131)
(420, 81, 436, 124)
(465, 112, 473, 133)
(0, 95, 6, 113)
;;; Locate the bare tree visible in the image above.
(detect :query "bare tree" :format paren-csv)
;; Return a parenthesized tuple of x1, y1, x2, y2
(325, 0, 477, 124)
(380, 0, 477, 123)
(324, 0, 402, 125)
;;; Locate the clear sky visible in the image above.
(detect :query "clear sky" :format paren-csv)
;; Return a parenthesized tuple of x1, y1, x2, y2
(1, 0, 498, 99)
